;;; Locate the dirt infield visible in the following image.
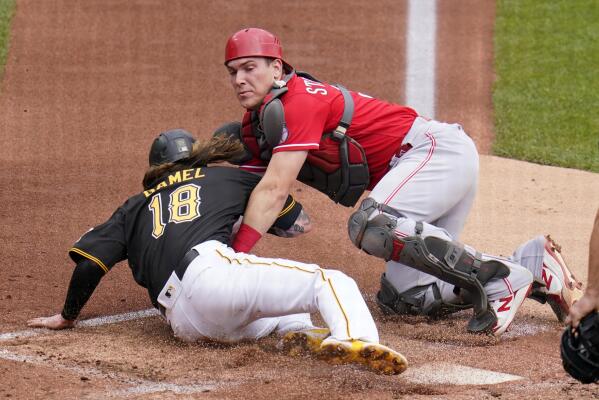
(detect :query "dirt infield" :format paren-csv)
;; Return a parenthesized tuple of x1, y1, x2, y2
(1, 1, 598, 398)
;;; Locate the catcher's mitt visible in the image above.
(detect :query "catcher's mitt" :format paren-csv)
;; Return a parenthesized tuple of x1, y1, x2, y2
(561, 311, 599, 383)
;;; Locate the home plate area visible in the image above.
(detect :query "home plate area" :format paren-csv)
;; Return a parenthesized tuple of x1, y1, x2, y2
(0, 309, 536, 395)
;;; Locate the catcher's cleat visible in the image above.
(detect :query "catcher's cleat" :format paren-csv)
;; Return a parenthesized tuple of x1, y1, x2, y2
(530, 235, 583, 322)
(277, 328, 330, 356)
(490, 284, 531, 336)
(317, 337, 408, 375)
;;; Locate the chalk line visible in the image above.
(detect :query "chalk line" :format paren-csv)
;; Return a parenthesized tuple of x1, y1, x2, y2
(0, 348, 216, 396)
(405, 0, 437, 118)
(0, 308, 159, 342)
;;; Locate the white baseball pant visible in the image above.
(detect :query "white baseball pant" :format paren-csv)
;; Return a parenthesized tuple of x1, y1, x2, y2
(157, 240, 379, 343)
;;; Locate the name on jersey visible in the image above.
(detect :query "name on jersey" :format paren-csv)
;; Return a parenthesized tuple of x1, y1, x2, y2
(301, 77, 329, 95)
(143, 168, 205, 198)
(301, 77, 373, 99)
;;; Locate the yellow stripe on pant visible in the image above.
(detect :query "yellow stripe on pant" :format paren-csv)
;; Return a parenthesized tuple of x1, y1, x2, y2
(215, 248, 352, 338)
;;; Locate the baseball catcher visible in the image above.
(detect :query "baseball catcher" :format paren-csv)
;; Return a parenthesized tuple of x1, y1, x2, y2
(28, 129, 407, 375)
(216, 27, 582, 336)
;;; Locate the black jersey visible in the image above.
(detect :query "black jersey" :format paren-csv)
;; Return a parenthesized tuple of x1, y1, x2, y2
(68, 166, 300, 307)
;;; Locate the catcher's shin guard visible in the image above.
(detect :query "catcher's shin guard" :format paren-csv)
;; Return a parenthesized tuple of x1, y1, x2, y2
(398, 236, 509, 333)
(348, 199, 509, 333)
(377, 273, 471, 318)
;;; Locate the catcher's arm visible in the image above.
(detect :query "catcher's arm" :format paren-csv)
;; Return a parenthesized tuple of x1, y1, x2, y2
(232, 195, 312, 240)
(269, 207, 311, 238)
(567, 208, 599, 328)
(268, 194, 311, 238)
(27, 259, 104, 329)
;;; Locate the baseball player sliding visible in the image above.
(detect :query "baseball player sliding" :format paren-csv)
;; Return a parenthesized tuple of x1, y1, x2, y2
(219, 28, 583, 335)
(27, 130, 407, 375)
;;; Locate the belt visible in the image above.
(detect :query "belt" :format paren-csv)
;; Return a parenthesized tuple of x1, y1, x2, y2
(174, 248, 199, 280)
(158, 248, 199, 317)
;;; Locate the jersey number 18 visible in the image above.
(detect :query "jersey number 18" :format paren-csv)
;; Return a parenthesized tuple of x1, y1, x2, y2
(148, 184, 202, 239)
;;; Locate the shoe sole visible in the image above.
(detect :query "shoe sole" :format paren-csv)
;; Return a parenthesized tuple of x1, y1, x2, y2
(279, 330, 328, 356)
(318, 341, 408, 375)
(543, 236, 583, 322)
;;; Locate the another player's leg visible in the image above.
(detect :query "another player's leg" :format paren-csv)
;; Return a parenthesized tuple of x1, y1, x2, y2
(379, 258, 534, 336)
(511, 235, 583, 322)
(368, 117, 479, 240)
(349, 197, 539, 334)
(481, 259, 533, 335)
(349, 200, 508, 333)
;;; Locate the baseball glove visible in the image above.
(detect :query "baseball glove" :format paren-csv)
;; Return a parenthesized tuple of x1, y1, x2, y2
(561, 311, 599, 383)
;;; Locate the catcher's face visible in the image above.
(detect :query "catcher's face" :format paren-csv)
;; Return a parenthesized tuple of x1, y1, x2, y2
(227, 57, 283, 110)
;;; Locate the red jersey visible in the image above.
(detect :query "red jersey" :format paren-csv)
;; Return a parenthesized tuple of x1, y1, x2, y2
(240, 74, 418, 189)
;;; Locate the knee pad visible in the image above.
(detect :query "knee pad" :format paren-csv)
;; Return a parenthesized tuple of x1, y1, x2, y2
(348, 198, 401, 261)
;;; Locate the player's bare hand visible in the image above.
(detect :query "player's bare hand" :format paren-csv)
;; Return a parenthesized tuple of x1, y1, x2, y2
(27, 314, 75, 330)
(566, 289, 599, 328)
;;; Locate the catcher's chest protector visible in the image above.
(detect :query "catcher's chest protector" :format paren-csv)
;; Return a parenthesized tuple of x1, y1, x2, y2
(240, 72, 370, 207)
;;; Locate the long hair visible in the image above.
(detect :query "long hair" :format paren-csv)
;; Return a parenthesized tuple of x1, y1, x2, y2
(142, 135, 246, 190)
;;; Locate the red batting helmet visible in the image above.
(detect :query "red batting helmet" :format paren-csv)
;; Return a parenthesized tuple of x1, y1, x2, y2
(224, 28, 293, 71)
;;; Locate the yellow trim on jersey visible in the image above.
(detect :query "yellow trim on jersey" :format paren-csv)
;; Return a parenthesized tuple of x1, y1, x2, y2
(214, 248, 351, 337)
(278, 197, 296, 217)
(69, 248, 109, 274)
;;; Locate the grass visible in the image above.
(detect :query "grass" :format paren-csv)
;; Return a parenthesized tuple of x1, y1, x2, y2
(494, 0, 599, 172)
(0, 0, 15, 84)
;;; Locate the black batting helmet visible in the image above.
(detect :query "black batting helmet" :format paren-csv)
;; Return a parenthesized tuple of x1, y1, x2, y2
(149, 129, 196, 166)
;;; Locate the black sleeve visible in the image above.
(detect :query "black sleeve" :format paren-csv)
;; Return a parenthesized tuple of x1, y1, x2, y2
(69, 206, 128, 272)
(61, 259, 105, 320)
(63, 205, 128, 320)
(272, 195, 303, 230)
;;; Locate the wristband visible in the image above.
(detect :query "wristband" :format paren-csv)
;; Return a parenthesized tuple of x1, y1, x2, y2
(232, 223, 262, 253)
